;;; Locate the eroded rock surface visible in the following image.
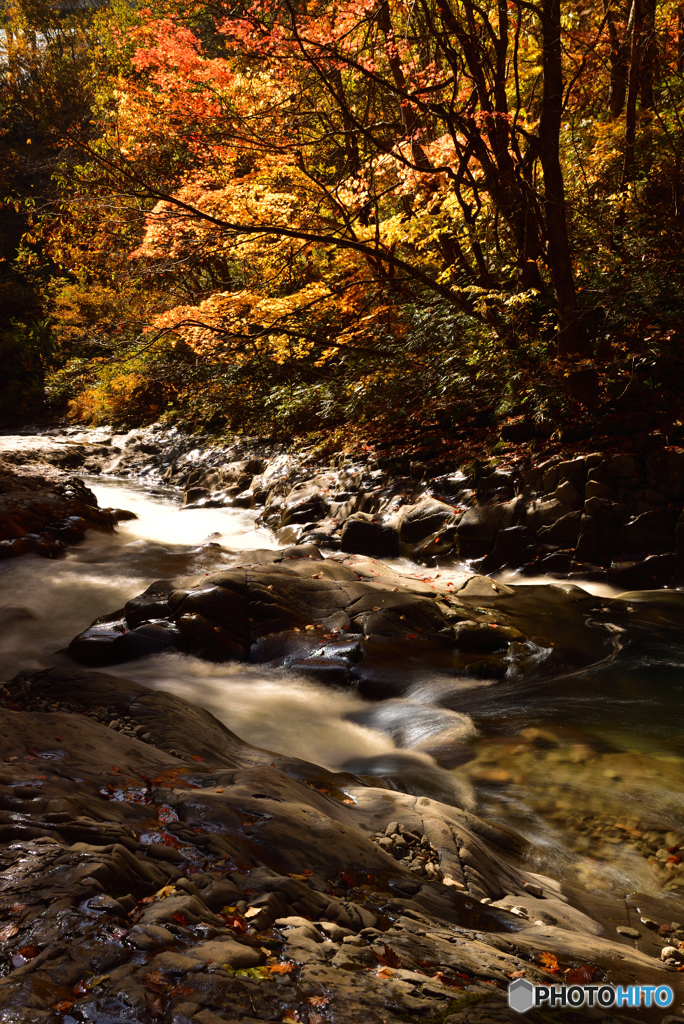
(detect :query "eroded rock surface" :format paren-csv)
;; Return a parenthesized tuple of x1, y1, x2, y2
(66, 550, 619, 701)
(0, 669, 681, 1023)
(0, 454, 121, 561)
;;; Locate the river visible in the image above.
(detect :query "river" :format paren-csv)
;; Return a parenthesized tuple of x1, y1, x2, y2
(2, 474, 684, 902)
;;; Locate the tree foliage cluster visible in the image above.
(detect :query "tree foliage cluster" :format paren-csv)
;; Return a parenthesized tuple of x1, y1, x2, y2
(1, 0, 683, 451)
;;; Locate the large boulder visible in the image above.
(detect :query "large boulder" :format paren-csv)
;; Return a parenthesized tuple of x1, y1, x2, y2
(456, 504, 507, 558)
(341, 512, 400, 557)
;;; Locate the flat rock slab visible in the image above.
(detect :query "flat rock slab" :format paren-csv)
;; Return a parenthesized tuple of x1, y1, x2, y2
(0, 669, 681, 1024)
(65, 553, 624, 701)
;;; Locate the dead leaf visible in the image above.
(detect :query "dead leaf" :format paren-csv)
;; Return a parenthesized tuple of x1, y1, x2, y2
(268, 962, 296, 975)
(539, 952, 560, 972)
(372, 945, 401, 969)
(172, 912, 188, 926)
(507, 970, 527, 980)
(144, 970, 168, 994)
(432, 972, 464, 989)
(308, 996, 330, 1008)
(53, 1001, 74, 1013)
(565, 965, 595, 984)
(190, 755, 204, 762)
(244, 907, 261, 918)
(0, 924, 18, 941)
(154, 885, 176, 900)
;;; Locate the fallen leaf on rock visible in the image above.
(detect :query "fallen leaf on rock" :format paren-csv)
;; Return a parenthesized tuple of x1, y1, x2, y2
(144, 970, 168, 994)
(245, 907, 261, 918)
(55, 735, 62, 741)
(215, 787, 224, 792)
(171, 985, 195, 997)
(73, 982, 87, 997)
(305, 625, 315, 631)
(172, 912, 188, 926)
(432, 972, 464, 989)
(154, 886, 177, 900)
(376, 967, 392, 978)
(308, 996, 330, 1008)
(372, 945, 401, 968)
(565, 965, 595, 984)
(8, 905, 26, 916)
(507, 970, 527, 980)
(191, 755, 204, 762)
(17, 945, 37, 960)
(0, 924, 18, 941)
(86, 973, 110, 990)
(226, 965, 269, 979)
(539, 952, 560, 972)
(282, 1013, 299, 1023)
(268, 962, 296, 975)
(53, 1001, 74, 1013)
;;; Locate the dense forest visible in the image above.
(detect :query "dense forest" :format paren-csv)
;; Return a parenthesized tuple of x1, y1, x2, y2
(1, 0, 683, 456)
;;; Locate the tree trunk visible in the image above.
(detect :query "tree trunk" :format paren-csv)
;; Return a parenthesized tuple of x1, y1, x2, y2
(640, 0, 657, 109)
(538, 0, 581, 358)
(621, 0, 642, 185)
(603, 0, 629, 117)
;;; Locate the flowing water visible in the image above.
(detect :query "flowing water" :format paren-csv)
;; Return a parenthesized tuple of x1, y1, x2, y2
(3, 474, 684, 899)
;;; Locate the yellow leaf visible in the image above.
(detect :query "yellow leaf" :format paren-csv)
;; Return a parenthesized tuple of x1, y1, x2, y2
(540, 952, 560, 972)
(154, 885, 177, 900)
(245, 907, 261, 918)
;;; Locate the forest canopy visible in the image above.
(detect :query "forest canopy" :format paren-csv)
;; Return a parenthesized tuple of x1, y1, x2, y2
(0, 0, 683, 454)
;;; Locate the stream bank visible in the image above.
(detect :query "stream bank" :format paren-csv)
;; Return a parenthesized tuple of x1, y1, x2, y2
(2, 429, 684, 1023)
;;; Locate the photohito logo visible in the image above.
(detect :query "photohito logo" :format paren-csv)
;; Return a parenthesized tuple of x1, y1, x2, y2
(508, 978, 674, 1013)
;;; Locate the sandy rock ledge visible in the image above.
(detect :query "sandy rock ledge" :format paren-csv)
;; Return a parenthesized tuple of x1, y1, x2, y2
(0, 669, 682, 1023)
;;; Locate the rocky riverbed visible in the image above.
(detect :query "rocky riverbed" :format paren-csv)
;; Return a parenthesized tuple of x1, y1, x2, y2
(7, 421, 684, 587)
(3, 427, 684, 1024)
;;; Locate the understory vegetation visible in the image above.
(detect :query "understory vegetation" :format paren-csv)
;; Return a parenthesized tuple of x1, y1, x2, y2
(1, 0, 683, 458)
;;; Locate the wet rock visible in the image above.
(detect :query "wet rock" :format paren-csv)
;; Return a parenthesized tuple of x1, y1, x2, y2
(456, 504, 508, 558)
(341, 513, 400, 557)
(398, 498, 460, 546)
(0, 460, 119, 561)
(0, 669, 682, 1022)
(479, 526, 540, 573)
(185, 939, 263, 968)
